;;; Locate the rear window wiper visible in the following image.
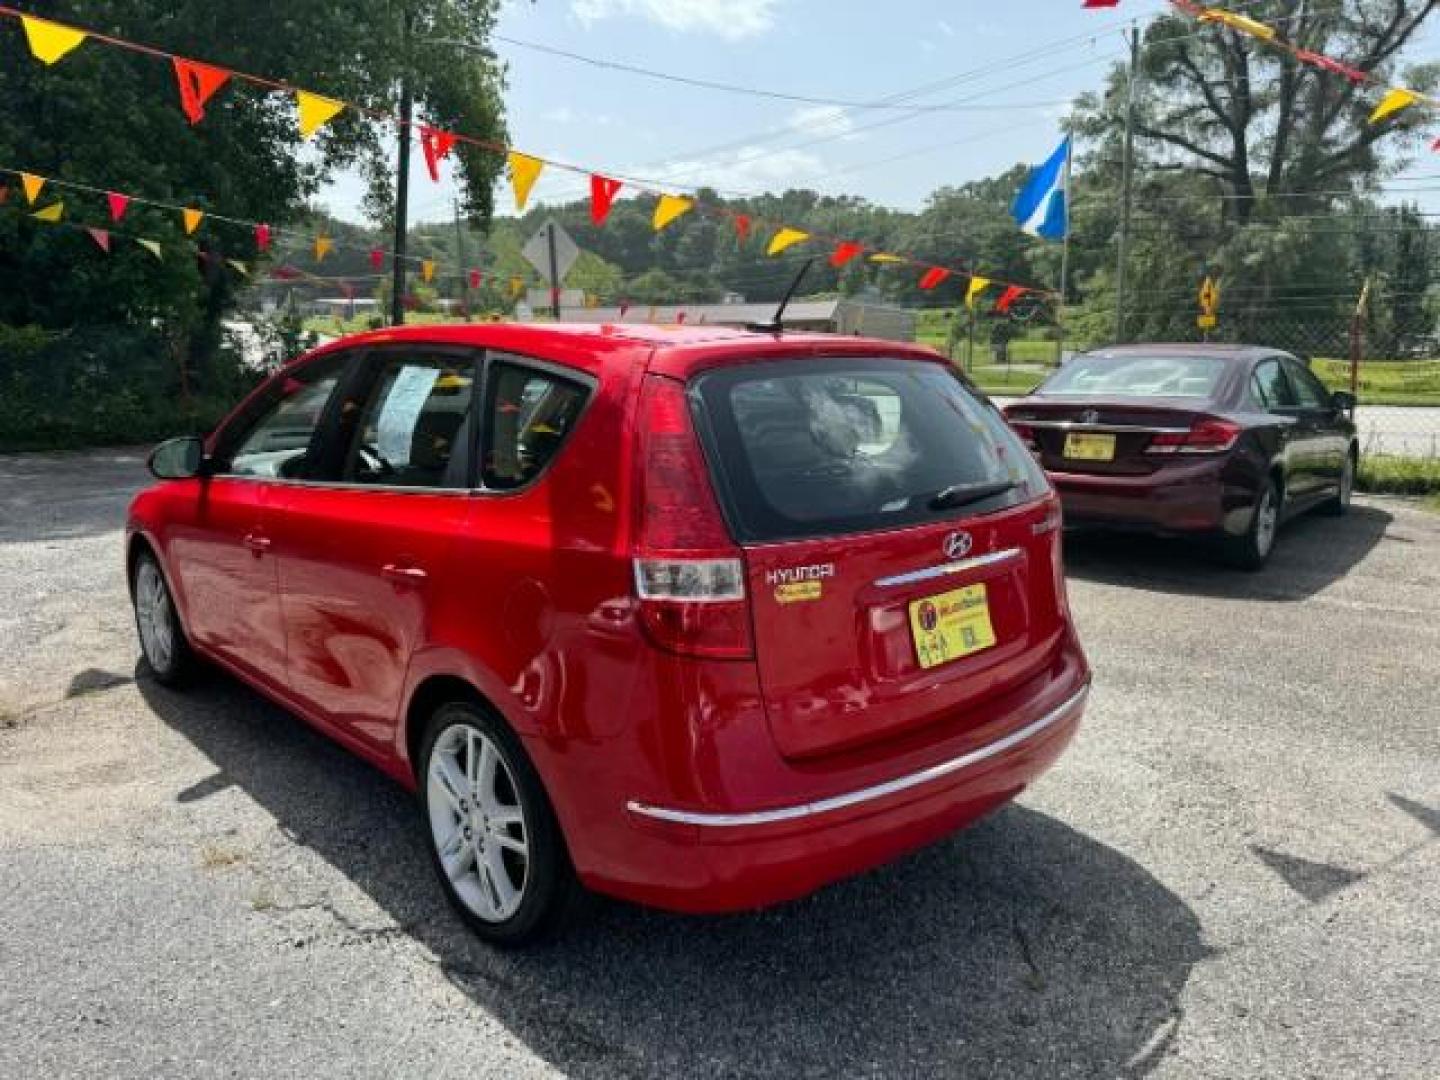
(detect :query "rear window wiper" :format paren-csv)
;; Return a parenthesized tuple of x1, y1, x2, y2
(927, 478, 1019, 511)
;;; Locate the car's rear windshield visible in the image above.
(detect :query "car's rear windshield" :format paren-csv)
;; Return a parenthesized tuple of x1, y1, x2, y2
(1039, 354, 1226, 398)
(692, 357, 1046, 543)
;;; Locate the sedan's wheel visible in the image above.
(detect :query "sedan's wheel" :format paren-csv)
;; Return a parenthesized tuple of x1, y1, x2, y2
(1222, 477, 1280, 571)
(132, 552, 195, 684)
(1320, 451, 1356, 516)
(419, 702, 581, 945)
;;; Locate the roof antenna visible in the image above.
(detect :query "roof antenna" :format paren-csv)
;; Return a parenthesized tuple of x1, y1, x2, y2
(746, 257, 815, 334)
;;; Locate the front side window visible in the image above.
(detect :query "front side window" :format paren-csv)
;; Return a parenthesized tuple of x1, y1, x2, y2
(343, 354, 477, 488)
(219, 354, 349, 479)
(1039, 354, 1226, 398)
(481, 359, 590, 490)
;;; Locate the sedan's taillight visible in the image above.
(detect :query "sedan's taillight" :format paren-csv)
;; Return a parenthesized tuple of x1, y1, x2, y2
(1146, 417, 1242, 455)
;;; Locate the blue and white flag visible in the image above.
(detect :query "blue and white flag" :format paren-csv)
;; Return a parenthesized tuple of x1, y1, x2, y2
(1011, 136, 1070, 241)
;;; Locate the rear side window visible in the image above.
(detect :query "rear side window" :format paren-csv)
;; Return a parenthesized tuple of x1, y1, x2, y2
(482, 358, 590, 491)
(693, 358, 1046, 543)
(1284, 359, 1332, 410)
(1252, 359, 1298, 410)
(1040, 354, 1224, 398)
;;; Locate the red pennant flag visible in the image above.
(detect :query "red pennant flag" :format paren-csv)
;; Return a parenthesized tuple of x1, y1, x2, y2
(172, 57, 231, 124)
(1295, 49, 1367, 85)
(254, 222, 272, 253)
(995, 285, 1027, 314)
(269, 264, 302, 280)
(830, 242, 863, 268)
(86, 227, 110, 253)
(918, 267, 950, 291)
(676, 311, 687, 324)
(1082, 1, 1121, 8)
(419, 126, 457, 183)
(1433, 135, 1440, 152)
(733, 214, 751, 242)
(369, 248, 384, 270)
(106, 191, 129, 223)
(590, 174, 623, 226)
(619, 301, 631, 318)
(468, 268, 482, 289)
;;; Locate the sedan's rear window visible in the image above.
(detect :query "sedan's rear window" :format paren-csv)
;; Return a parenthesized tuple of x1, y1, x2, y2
(1040, 354, 1225, 398)
(693, 358, 1046, 543)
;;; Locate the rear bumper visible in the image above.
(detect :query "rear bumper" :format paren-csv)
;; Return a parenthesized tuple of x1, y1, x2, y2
(1050, 458, 1239, 534)
(592, 677, 1088, 913)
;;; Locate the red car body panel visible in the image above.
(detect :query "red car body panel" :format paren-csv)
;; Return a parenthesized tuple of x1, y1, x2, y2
(128, 323, 1088, 913)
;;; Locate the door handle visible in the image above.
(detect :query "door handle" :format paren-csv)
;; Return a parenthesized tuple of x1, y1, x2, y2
(382, 562, 428, 583)
(243, 532, 271, 555)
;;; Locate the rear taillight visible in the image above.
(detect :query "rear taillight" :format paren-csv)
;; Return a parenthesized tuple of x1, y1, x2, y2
(632, 375, 753, 660)
(1146, 416, 1241, 455)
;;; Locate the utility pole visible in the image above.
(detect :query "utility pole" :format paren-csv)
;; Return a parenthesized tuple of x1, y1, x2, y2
(389, 8, 414, 327)
(1114, 25, 1140, 345)
(453, 198, 471, 321)
(546, 221, 562, 321)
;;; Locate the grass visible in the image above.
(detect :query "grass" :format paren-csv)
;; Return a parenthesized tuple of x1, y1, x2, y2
(1309, 359, 1440, 406)
(1356, 454, 1440, 497)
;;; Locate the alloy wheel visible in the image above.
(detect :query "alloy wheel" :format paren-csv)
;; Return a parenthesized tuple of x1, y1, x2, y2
(135, 559, 174, 673)
(1254, 485, 1278, 557)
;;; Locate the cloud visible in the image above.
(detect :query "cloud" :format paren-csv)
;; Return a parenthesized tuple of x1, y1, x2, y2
(651, 145, 826, 195)
(570, 0, 781, 40)
(937, 19, 955, 37)
(787, 105, 857, 141)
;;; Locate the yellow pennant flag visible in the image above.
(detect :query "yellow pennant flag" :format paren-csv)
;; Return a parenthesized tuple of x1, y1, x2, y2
(182, 208, 204, 235)
(314, 235, 333, 262)
(31, 201, 64, 223)
(1198, 9, 1276, 41)
(296, 91, 345, 140)
(965, 276, 992, 311)
(653, 194, 694, 232)
(766, 227, 808, 257)
(1369, 87, 1421, 124)
(508, 152, 544, 211)
(227, 259, 249, 276)
(21, 16, 87, 65)
(138, 239, 163, 260)
(20, 173, 45, 205)
(421, 259, 436, 283)
(868, 253, 904, 264)
(509, 275, 525, 299)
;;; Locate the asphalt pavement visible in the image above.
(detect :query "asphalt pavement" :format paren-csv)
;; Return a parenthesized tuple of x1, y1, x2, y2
(1, 449, 1437, 1079)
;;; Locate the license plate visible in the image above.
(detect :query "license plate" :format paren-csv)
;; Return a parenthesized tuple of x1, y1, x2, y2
(1064, 432, 1116, 461)
(909, 584, 997, 670)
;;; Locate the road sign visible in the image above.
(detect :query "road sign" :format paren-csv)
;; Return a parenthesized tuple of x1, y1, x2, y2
(522, 220, 580, 285)
(1197, 314, 1217, 330)
(1198, 276, 1220, 316)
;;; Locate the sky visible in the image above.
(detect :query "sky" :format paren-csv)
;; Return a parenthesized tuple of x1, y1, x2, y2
(318, 0, 1440, 226)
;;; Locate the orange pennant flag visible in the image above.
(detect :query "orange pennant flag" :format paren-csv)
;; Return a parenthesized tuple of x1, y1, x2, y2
(1198, 9, 1276, 41)
(172, 58, 231, 125)
(508, 152, 544, 211)
(314, 235, 333, 262)
(32, 202, 64, 223)
(21, 16, 87, 65)
(296, 91, 345, 140)
(868, 253, 904, 264)
(653, 194, 694, 231)
(20, 173, 45, 205)
(509, 275, 526, 299)
(965, 276, 992, 311)
(766, 228, 808, 256)
(421, 259, 436, 283)
(182, 208, 204, 235)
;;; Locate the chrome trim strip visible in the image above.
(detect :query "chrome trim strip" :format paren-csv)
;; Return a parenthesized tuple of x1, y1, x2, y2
(626, 682, 1090, 828)
(874, 547, 1022, 589)
(1013, 420, 1190, 434)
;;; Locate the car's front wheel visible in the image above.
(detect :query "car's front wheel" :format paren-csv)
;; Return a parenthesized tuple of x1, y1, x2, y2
(418, 702, 582, 945)
(1222, 476, 1281, 571)
(132, 551, 196, 684)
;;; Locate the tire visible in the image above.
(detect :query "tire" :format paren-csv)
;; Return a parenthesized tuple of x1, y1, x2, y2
(1222, 476, 1281, 571)
(1319, 449, 1356, 517)
(417, 701, 583, 946)
(132, 551, 197, 685)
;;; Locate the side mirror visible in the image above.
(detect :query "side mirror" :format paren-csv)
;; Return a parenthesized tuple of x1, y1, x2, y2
(1330, 390, 1356, 414)
(147, 435, 207, 480)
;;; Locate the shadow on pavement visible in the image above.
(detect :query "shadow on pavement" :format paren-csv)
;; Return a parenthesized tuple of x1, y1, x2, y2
(1063, 504, 1392, 601)
(141, 670, 1206, 1079)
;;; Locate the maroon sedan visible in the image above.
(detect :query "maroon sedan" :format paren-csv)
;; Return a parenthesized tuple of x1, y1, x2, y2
(1003, 345, 1358, 569)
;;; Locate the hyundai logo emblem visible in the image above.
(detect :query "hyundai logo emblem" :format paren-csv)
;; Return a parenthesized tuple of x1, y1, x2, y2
(1079, 409, 1101, 425)
(943, 531, 973, 560)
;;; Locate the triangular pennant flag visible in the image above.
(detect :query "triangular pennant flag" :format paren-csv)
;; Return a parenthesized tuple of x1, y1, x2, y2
(31, 201, 64, 223)
(1295, 49, 1367, 86)
(508, 152, 544, 211)
(676, 311, 687, 324)
(21, 16, 87, 65)
(509, 275, 526, 299)
(21, 173, 45, 205)
(869, 253, 904, 264)
(369, 248, 384, 270)
(172, 58, 231, 125)
(965, 276, 992, 311)
(733, 214, 751, 242)
(994, 285, 1026, 314)
(653, 194, 694, 231)
(468, 268, 482, 289)
(137, 239, 163, 260)
(419, 125, 458, 183)
(1198, 9, 1276, 41)
(919, 267, 950, 291)
(1370, 87, 1421, 124)
(766, 228, 808, 256)
(86, 228, 111, 253)
(254, 222, 271, 253)
(421, 259, 436, 283)
(295, 91, 345, 140)
(106, 191, 130, 223)
(830, 241, 862, 267)
(182, 208, 204, 235)
(590, 174, 623, 226)
(314, 235, 333, 262)
(227, 259, 249, 276)
(619, 301, 631, 318)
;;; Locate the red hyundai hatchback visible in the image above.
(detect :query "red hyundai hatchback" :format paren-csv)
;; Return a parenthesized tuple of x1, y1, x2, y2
(128, 323, 1090, 943)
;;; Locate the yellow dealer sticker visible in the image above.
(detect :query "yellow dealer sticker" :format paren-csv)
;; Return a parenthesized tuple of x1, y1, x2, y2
(775, 580, 823, 604)
(909, 584, 996, 669)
